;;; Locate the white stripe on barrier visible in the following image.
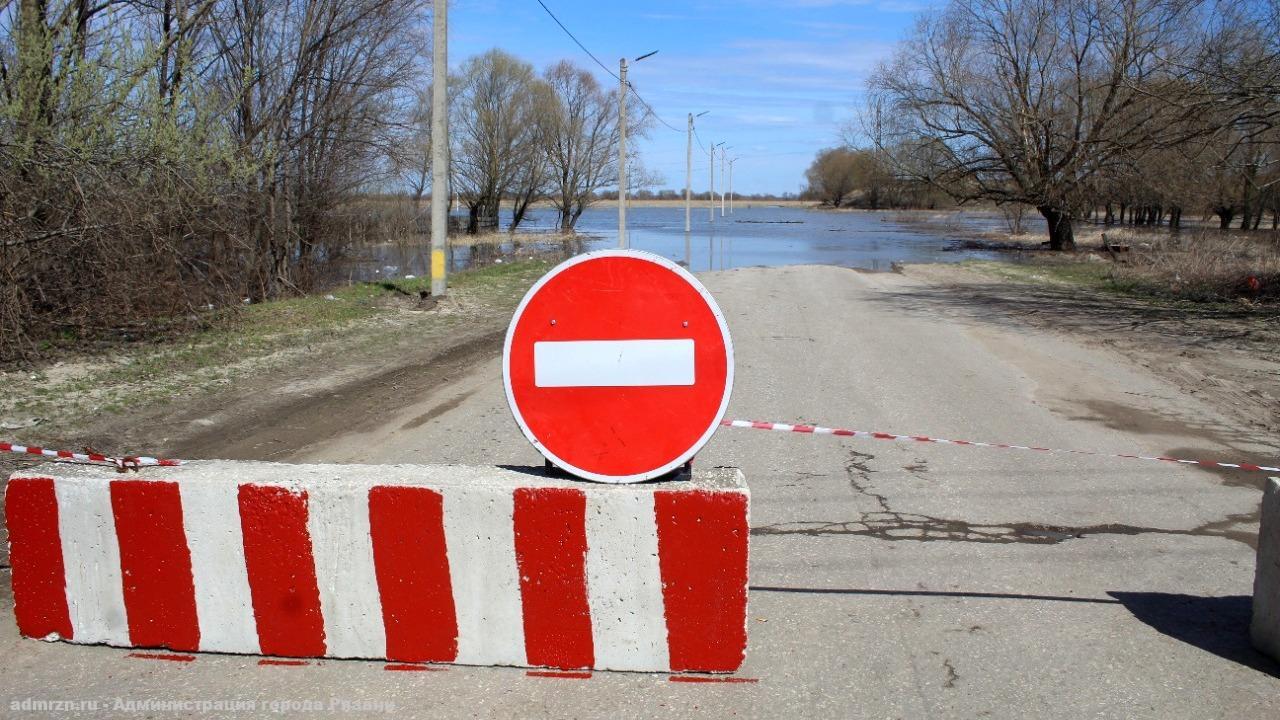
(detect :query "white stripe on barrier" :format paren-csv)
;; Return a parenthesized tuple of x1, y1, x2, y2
(443, 487, 527, 667)
(308, 486, 386, 659)
(586, 490, 669, 671)
(55, 479, 128, 645)
(180, 480, 260, 654)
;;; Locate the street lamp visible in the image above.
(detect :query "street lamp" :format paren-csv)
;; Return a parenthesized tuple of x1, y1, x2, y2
(618, 50, 658, 248)
(720, 146, 733, 217)
(686, 111, 708, 232)
(710, 141, 724, 223)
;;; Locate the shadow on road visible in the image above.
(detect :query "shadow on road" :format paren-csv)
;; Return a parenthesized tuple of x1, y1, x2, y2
(866, 280, 1277, 352)
(751, 586, 1280, 678)
(750, 585, 1120, 605)
(1108, 592, 1280, 679)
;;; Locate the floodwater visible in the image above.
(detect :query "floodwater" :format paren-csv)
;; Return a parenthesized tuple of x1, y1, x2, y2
(340, 205, 1005, 281)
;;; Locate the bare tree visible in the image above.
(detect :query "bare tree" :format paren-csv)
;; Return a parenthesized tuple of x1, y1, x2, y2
(0, 0, 429, 358)
(508, 79, 556, 231)
(541, 60, 626, 232)
(804, 147, 862, 207)
(401, 85, 433, 208)
(870, 0, 1202, 249)
(451, 49, 542, 234)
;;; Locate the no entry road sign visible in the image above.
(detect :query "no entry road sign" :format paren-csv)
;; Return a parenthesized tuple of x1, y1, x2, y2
(503, 249, 734, 483)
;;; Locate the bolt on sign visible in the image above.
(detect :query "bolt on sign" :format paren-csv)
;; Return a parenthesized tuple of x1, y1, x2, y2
(503, 250, 735, 483)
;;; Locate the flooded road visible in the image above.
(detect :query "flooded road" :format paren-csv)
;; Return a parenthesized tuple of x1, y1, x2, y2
(340, 205, 1005, 281)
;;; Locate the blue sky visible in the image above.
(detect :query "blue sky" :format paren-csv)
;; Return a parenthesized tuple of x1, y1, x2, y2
(449, 0, 931, 196)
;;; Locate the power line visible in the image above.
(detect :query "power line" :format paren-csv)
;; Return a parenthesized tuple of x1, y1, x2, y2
(533, 0, 619, 81)
(627, 81, 683, 134)
(532, 0, 682, 135)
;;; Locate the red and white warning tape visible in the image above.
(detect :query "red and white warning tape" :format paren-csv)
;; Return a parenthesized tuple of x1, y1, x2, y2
(721, 419, 1280, 475)
(0, 441, 182, 471)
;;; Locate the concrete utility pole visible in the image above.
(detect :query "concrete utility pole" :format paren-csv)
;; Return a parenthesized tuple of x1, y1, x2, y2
(429, 0, 448, 298)
(617, 57, 628, 249)
(720, 147, 731, 217)
(685, 114, 693, 233)
(728, 157, 737, 214)
(684, 111, 707, 233)
(709, 141, 723, 223)
(617, 51, 657, 248)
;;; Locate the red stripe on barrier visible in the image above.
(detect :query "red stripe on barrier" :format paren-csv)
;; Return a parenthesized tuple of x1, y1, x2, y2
(513, 488, 594, 670)
(26, 446, 43, 455)
(0, 442, 11, 452)
(654, 490, 749, 673)
(369, 486, 458, 664)
(110, 481, 200, 652)
(238, 485, 326, 658)
(4, 478, 73, 640)
(793, 425, 815, 433)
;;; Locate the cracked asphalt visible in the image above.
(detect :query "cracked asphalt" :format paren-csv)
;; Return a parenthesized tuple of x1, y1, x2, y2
(3, 264, 1279, 718)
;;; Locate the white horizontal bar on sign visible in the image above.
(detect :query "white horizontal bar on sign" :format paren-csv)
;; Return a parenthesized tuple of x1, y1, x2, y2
(534, 339, 695, 388)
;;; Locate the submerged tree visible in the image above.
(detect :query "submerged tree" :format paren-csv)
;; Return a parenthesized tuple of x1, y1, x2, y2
(450, 49, 545, 234)
(869, 0, 1204, 249)
(540, 60, 651, 232)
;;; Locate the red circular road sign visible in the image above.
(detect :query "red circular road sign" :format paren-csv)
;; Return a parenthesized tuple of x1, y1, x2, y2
(503, 249, 735, 483)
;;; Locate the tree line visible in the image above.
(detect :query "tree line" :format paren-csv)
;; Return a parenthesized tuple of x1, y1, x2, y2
(806, 0, 1280, 249)
(0, 4, 633, 360)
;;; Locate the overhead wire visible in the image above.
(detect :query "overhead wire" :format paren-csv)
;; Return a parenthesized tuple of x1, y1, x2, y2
(532, 0, 683, 135)
(532, 0, 619, 81)
(692, 126, 709, 154)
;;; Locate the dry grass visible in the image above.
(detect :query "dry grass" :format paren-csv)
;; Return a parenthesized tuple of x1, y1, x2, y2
(1112, 230, 1280, 304)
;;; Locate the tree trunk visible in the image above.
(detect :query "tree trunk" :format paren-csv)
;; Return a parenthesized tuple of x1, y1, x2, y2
(1038, 206, 1075, 251)
(1104, 204, 1114, 225)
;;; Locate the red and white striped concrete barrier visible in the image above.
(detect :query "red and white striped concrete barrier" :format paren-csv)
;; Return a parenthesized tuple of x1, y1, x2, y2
(5, 462, 749, 673)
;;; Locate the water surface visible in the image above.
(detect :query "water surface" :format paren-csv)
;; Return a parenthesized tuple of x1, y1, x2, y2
(343, 205, 1003, 281)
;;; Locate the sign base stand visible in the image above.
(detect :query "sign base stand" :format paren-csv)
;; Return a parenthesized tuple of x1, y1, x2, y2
(543, 457, 694, 482)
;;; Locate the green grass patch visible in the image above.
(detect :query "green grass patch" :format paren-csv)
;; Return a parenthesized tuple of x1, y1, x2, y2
(2, 258, 554, 432)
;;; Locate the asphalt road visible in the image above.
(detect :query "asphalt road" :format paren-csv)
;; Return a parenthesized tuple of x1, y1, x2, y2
(3, 264, 1279, 718)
